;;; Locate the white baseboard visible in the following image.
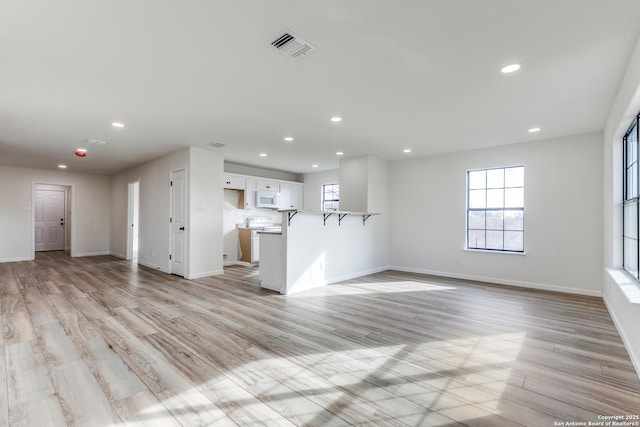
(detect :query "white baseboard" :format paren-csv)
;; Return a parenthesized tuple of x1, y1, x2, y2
(109, 252, 127, 259)
(187, 270, 224, 280)
(72, 251, 111, 257)
(390, 266, 602, 297)
(603, 296, 640, 380)
(0, 256, 34, 263)
(137, 260, 168, 273)
(286, 265, 390, 295)
(224, 260, 255, 267)
(325, 265, 390, 286)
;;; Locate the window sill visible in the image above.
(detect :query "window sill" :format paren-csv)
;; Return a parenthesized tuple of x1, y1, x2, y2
(606, 268, 640, 304)
(464, 248, 526, 256)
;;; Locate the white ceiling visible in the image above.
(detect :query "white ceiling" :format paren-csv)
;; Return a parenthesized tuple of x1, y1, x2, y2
(1, 0, 640, 175)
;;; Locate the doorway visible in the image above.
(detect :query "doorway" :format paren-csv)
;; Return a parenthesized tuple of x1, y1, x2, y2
(34, 184, 71, 252)
(127, 181, 140, 261)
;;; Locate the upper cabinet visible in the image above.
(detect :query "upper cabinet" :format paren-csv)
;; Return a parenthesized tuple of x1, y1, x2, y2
(223, 174, 245, 190)
(256, 179, 279, 192)
(278, 182, 304, 209)
(244, 177, 256, 210)
(223, 172, 303, 210)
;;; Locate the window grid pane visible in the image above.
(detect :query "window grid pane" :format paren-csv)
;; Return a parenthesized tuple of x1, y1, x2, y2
(467, 166, 524, 253)
(322, 184, 339, 211)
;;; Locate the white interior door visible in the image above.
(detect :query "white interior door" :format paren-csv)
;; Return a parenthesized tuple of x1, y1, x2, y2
(127, 181, 140, 261)
(34, 189, 65, 251)
(170, 169, 186, 276)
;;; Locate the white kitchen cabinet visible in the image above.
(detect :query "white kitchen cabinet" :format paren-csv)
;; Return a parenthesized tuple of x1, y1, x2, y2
(256, 179, 279, 192)
(259, 233, 283, 292)
(244, 177, 256, 209)
(278, 182, 304, 209)
(223, 174, 245, 190)
(291, 183, 303, 209)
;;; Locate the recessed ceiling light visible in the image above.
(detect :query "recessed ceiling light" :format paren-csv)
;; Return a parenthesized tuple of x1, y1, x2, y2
(336, 152, 344, 156)
(259, 153, 267, 157)
(312, 164, 319, 168)
(403, 149, 412, 153)
(112, 122, 125, 128)
(76, 148, 87, 153)
(284, 137, 294, 142)
(500, 63, 521, 74)
(330, 116, 342, 122)
(528, 127, 541, 133)
(58, 164, 67, 169)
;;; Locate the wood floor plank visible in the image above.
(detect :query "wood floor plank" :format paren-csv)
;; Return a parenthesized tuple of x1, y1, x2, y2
(0, 345, 8, 427)
(8, 395, 67, 427)
(1, 252, 639, 427)
(112, 390, 182, 427)
(50, 360, 122, 426)
(5, 341, 55, 407)
(97, 315, 232, 426)
(2, 294, 36, 344)
(141, 333, 298, 427)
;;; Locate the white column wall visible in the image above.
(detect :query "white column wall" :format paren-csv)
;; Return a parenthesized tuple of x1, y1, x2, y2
(110, 149, 189, 272)
(188, 147, 224, 279)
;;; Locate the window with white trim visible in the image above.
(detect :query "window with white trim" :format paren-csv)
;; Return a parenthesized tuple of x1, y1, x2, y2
(322, 184, 339, 211)
(467, 166, 524, 252)
(623, 113, 640, 279)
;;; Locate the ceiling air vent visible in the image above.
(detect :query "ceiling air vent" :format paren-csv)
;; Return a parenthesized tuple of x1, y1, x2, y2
(270, 30, 316, 61)
(207, 141, 226, 148)
(84, 138, 108, 146)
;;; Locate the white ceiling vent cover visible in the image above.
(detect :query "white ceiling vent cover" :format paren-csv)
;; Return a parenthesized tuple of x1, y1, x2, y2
(270, 30, 316, 60)
(84, 138, 109, 146)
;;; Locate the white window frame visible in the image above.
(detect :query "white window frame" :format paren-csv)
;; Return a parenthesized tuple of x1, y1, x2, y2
(322, 183, 339, 211)
(466, 166, 525, 253)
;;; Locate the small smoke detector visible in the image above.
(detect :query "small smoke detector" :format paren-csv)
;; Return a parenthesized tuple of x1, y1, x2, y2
(84, 138, 109, 146)
(208, 141, 226, 148)
(270, 29, 316, 61)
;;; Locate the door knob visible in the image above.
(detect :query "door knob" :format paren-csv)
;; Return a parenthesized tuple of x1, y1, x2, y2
(179, 227, 185, 231)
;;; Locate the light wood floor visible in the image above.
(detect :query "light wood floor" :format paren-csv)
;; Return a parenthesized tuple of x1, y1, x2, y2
(1, 252, 639, 426)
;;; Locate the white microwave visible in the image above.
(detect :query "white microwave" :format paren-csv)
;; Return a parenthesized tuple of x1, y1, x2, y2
(256, 190, 279, 209)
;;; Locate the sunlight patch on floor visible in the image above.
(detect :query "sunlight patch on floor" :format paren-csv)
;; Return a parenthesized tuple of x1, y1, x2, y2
(144, 333, 525, 425)
(287, 280, 457, 297)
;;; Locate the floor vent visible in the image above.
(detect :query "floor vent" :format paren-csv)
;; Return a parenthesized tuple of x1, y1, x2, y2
(270, 30, 316, 61)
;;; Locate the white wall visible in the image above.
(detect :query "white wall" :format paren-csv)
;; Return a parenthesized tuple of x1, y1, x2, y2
(188, 147, 224, 278)
(282, 211, 387, 294)
(0, 165, 110, 261)
(110, 149, 190, 272)
(225, 162, 301, 182)
(602, 34, 640, 376)
(389, 133, 603, 296)
(110, 147, 224, 278)
(339, 157, 369, 212)
(302, 169, 340, 210)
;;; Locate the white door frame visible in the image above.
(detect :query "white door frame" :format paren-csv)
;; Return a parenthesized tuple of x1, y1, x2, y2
(169, 167, 188, 277)
(31, 182, 75, 258)
(126, 181, 140, 261)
